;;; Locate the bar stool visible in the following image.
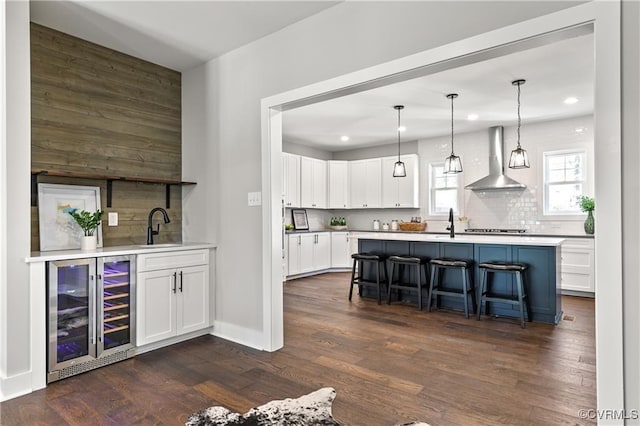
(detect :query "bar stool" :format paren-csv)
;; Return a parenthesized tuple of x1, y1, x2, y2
(477, 261, 531, 328)
(387, 255, 430, 310)
(349, 253, 388, 305)
(427, 258, 476, 319)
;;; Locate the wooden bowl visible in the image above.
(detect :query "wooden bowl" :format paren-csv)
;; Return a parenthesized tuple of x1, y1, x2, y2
(398, 222, 427, 232)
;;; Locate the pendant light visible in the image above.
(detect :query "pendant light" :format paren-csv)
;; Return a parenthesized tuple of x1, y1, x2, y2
(508, 79, 530, 169)
(392, 105, 406, 177)
(444, 93, 463, 174)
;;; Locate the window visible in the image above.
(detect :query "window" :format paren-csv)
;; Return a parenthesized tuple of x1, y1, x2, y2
(429, 163, 458, 215)
(544, 150, 586, 215)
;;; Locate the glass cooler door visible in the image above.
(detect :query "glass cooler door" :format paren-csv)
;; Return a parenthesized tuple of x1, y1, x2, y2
(48, 258, 96, 370)
(98, 256, 135, 355)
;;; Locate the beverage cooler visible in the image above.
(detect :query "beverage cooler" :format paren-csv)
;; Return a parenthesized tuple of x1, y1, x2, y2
(47, 255, 136, 383)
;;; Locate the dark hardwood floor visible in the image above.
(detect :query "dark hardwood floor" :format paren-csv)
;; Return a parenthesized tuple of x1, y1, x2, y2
(1, 272, 596, 425)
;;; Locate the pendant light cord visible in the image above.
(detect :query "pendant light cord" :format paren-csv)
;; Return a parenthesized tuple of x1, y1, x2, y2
(516, 81, 522, 149)
(397, 107, 401, 160)
(450, 95, 455, 155)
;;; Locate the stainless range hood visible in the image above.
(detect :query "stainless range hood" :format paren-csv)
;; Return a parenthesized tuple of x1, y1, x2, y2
(465, 126, 526, 191)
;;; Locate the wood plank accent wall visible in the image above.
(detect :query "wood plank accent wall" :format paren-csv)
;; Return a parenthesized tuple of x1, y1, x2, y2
(30, 23, 184, 250)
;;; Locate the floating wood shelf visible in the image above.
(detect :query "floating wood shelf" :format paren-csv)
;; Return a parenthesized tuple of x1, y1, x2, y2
(31, 169, 196, 208)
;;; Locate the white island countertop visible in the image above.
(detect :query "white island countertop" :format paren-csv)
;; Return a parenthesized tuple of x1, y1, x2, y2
(351, 231, 564, 247)
(25, 242, 217, 263)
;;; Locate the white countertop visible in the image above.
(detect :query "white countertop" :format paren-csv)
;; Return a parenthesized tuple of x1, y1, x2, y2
(25, 242, 217, 263)
(351, 231, 564, 246)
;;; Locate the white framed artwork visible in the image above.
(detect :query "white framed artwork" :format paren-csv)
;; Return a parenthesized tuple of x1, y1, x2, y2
(37, 183, 103, 251)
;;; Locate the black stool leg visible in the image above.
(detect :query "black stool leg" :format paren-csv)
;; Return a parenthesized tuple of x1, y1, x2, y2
(427, 264, 436, 312)
(468, 267, 476, 314)
(375, 260, 382, 305)
(416, 264, 422, 311)
(460, 266, 469, 319)
(477, 268, 486, 320)
(516, 270, 526, 328)
(387, 261, 395, 305)
(349, 258, 357, 301)
(523, 272, 532, 323)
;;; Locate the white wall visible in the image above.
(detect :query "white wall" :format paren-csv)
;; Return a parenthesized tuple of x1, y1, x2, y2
(0, 0, 31, 400)
(621, 0, 640, 418)
(182, 1, 583, 346)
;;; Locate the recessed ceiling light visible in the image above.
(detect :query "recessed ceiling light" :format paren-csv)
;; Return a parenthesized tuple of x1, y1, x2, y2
(575, 127, 585, 133)
(467, 113, 479, 121)
(564, 97, 579, 105)
(340, 135, 349, 142)
(398, 126, 406, 132)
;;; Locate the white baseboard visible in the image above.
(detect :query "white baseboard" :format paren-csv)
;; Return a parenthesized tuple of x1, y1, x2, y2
(0, 370, 34, 402)
(212, 320, 264, 350)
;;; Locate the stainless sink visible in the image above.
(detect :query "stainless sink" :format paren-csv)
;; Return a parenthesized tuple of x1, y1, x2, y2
(137, 243, 182, 248)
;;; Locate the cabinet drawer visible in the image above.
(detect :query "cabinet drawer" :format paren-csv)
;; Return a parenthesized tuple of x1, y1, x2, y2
(138, 249, 209, 272)
(562, 250, 593, 268)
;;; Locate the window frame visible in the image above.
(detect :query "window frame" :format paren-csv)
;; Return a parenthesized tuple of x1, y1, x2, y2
(427, 162, 461, 217)
(541, 148, 590, 219)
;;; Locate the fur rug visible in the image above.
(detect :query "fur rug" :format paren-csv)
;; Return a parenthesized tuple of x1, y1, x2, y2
(186, 387, 431, 426)
(186, 387, 339, 425)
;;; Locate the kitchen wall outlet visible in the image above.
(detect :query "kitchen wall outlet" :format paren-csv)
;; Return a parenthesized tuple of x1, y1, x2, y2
(108, 212, 118, 226)
(248, 191, 262, 206)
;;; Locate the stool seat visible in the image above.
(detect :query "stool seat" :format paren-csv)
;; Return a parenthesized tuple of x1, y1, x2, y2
(388, 255, 428, 265)
(479, 261, 527, 271)
(352, 253, 387, 262)
(430, 258, 473, 268)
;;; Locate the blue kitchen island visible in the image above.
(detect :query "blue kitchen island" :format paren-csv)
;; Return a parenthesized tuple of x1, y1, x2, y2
(353, 232, 564, 325)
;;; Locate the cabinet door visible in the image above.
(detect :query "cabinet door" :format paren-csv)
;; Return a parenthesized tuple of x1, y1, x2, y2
(300, 156, 314, 208)
(381, 157, 400, 207)
(363, 158, 382, 208)
(299, 233, 316, 273)
(288, 234, 302, 276)
(177, 265, 210, 335)
(331, 232, 351, 268)
(396, 154, 419, 207)
(312, 159, 327, 209)
(349, 159, 381, 208)
(314, 233, 331, 270)
(137, 269, 177, 346)
(283, 153, 300, 208)
(328, 161, 349, 208)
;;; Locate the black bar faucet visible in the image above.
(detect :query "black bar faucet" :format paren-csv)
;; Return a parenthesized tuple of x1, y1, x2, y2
(147, 207, 171, 245)
(446, 207, 455, 238)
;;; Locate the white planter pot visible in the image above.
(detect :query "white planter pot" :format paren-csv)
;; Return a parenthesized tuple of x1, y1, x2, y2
(81, 235, 97, 251)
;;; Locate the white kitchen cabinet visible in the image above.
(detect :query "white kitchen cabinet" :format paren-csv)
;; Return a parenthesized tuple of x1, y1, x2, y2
(381, 154, 419, 208)
(300, 156, 327, 209)
(328, 160, 349, 209)
(137, 250, 210, 346)
(560, 238, 594, 295)
(283, 152, 300, 208)
(349, 158, 382, 208)
(288, 232, 331, 277)
(331, 232, 351, 268)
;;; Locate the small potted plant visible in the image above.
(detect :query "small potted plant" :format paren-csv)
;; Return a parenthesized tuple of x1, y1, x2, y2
(577, 195, 595, 235)
(68, 208, 104, 250)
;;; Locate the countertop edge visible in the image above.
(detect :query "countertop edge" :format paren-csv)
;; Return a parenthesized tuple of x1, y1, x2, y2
(25, 242, 217, 263)
(350, 231, 564, 246)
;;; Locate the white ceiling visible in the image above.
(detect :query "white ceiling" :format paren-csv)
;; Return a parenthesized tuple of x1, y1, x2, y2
(29, 1, 594, 153)
(283, 32, 594, 151)
(29, 0, 340, 72)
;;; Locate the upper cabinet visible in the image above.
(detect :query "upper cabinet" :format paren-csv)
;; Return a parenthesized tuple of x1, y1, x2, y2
(349, 158, 382, 208)
(328, 160, 349, 209)
(283, 153, 300, 208)
(300, 156, 327, 209)
(381, 154, 419, 208)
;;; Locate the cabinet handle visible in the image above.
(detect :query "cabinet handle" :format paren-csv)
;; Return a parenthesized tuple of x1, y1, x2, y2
(172, 272, 177, 293)
(179, 271, 183, 292)
(298, 235, 301, 245)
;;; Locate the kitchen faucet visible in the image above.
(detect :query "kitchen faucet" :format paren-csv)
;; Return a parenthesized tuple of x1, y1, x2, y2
(446, 207, 455, 238)
(147, 207, 171, 245)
